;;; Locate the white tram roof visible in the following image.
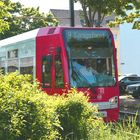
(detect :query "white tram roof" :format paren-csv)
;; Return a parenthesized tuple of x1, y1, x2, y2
(0, 26, 63, 47)
(0, 28, 40, 47)
(0, 26, 111, 48)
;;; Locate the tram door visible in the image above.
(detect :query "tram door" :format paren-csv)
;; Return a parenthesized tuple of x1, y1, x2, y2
(42, 47, 64, 94)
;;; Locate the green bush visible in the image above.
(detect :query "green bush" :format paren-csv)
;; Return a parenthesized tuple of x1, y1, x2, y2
(0, 72, 61, 140)
(0, 72, 103, 140)
(55, 89, 103, 140)
(2, 72, 140, 140)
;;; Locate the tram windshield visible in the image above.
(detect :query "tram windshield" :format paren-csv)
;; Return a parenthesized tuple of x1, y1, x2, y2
(63, 29, 116, 87)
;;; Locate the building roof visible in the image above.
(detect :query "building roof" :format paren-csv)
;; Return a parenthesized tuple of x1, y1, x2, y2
(50, 9, 82, 27)
(50, 9, 117, 27)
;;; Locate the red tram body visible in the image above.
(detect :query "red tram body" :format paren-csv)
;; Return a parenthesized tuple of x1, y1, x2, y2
(0, 27, 120, 121)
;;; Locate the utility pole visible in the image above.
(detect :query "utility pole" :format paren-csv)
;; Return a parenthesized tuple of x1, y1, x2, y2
(69, 0, 75, 27)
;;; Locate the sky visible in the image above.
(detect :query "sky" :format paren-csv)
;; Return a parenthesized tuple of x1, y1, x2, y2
(11, 0, 81, 13)
(120, 23, 140, 75)
(11, 0, 140, 75)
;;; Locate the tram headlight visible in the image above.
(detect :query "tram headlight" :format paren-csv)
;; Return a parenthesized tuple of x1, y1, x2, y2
(109, 96, 118, 108)
(109, 96, 118, 103)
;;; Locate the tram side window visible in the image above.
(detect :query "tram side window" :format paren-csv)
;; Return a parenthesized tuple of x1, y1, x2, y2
(20, 57, 33, 76)
(7, 59, 18, 73)
(0, 61, 5, 74)
(42, 56, 52, 87)
(55, 49, 64, 88)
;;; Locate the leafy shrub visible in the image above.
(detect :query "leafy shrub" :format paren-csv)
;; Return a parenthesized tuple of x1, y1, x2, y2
(0, 72, 103, 140)
(0, 72, 61, 140)
(55, 89, 103, 140)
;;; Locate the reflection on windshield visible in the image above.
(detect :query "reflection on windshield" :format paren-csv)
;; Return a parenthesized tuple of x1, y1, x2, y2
(70, 58, 116, 87)
(63, 29, 116, 87)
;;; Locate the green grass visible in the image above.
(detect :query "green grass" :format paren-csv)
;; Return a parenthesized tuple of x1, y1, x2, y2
(89, 116, 140, 140)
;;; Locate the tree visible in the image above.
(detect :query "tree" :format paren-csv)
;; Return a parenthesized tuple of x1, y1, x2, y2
(0, 1, 10, 33)
(74, 0, 140, 27)
(74, 0, 114, 27)
(109, 9, 140, 29)
(0, 0, 58, 40)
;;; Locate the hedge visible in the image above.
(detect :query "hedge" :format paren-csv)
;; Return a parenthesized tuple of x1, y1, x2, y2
(0, 72, 103, 140)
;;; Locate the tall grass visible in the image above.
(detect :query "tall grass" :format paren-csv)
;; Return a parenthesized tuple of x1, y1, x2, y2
(89, 115, 140, 140)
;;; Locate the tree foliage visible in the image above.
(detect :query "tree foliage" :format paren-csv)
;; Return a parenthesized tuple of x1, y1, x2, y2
(0, 0, 58, 40)
(109, 8, 140, 29)
(74, 0, 115, 27)
(74, 0, 140, 28)
(0, 1, 11, 33)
